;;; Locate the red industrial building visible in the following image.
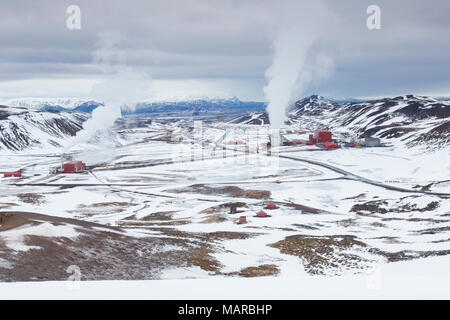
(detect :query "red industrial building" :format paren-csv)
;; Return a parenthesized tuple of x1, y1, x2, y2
(322, 141, 339, 149)
(283, 129, 338, 149)
(63, 161, 86, 173)
(3, 172, 21, 178)
(313, 130, 332, 143)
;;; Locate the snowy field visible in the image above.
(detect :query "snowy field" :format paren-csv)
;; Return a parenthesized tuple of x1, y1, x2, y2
(0, 116, 449, 298)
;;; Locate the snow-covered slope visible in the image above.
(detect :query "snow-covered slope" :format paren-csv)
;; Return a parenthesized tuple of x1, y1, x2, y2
(227, 112, 269, 125)
(228, 94, 449, 150)
(290, 94, 336, 116)
(288, 94, 449, 149)
(0, 105, 88, 151)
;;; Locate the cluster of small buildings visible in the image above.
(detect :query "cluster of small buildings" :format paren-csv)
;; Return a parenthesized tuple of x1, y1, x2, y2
(3, 160, 87, 180)
(282, 129, 339, 149)
(233, 202, 278, 225)
(61, 161, 86, 173)
(281, 129, 382, 150)
(345, 137, 381, 148)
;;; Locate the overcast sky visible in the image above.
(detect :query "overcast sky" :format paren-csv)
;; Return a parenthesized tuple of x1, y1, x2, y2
(0, 0, 449, 100)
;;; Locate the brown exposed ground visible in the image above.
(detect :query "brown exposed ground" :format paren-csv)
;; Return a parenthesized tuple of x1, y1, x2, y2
(170, 184, 271, 200)
(237, 264, 279, 277)
(118, 219, 191, 227)
(269, 233, 450, 275)
(274, 201, 325, 214)
(199, 215, 228, 224)
(351, 197, 440, 214)
(269, 234, 372, 275)
(200, 202, 248, 214)
(0, 211, 229, 281)
(146, 227, 260, 242)
(186, 247, 222, 272)
(17, 193, 45, 205)
(64, 201, 138, 217)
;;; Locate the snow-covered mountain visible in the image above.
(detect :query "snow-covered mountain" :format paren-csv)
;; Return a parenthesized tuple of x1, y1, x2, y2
(2, 98, 95, 111)
(0, 105, 88, 151)
(288, 94, 449, 149)
(229, 94, 449, 150)
(2, 96, 266, 116)
(290, 94, 336, 116)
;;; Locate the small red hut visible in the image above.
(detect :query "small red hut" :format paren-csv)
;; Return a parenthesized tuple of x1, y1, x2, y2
(255, 210, 269, 218)
(265, 202, 278, 210)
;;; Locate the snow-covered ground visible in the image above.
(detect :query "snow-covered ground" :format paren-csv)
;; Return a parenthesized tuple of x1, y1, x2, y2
(0, 115, 449, 298)
(1, 255, 449, 299)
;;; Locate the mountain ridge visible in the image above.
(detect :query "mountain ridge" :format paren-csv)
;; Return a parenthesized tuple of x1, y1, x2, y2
(232, 94, 450, 150)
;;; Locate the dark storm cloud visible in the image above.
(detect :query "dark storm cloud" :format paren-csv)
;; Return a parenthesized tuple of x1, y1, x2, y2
(0, 0, 449, 98)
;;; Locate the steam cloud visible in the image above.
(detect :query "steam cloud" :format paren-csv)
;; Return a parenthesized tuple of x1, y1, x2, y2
(64, 32, 152, 151)
(263, 1, 336, 128)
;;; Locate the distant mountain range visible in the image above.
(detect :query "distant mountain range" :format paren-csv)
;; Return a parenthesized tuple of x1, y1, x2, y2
(2, 97, 266, 116)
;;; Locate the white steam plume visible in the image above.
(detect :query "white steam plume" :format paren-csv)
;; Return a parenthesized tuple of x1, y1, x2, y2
(64, 32, 152, 151)
(264, 1, 336, 128)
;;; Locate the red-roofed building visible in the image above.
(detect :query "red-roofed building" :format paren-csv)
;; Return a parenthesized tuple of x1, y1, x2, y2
(322, 141, 339, 149)
(265, 202, 278, 210)
(255, 210, 269, 218)
(3, 172, 21, 178)
(63, 161, 86, 173)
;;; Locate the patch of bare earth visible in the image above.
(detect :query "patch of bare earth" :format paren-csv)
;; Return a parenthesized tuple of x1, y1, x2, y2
(351, 197, 440, 214)
(236, 264, 279, 277)
(17, 193, 45, 205)
(199, 215, 228, 224)
(200, 202, 248, 214)
(67, 201, 136, 216)
(269, 234, 373, 275)
(118, 219, 191, 227)
(143, 227, 263, 274)
(118, 211, 191, 227)
(269, 234, 450, 275)
(0, 211, 215, 281)
(186, 247, 222, 272)
(170, 184, 271, 200)
(275, 201, 324, 214)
